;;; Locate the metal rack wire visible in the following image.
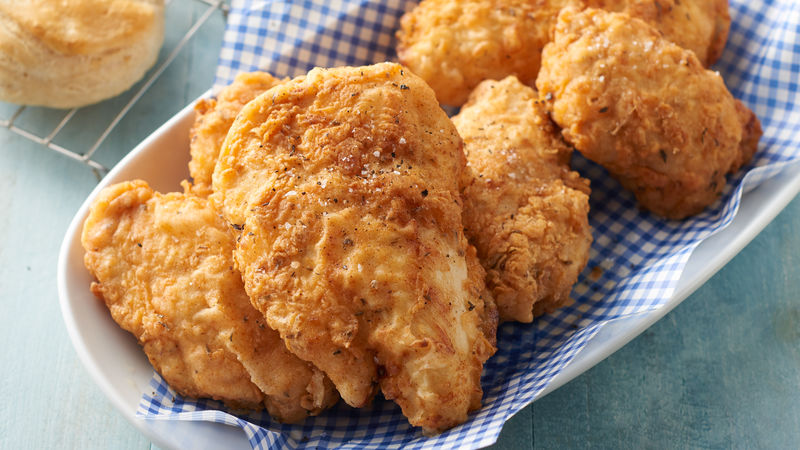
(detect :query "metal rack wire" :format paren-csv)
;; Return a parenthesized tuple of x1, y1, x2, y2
(0, 0, 228, 177)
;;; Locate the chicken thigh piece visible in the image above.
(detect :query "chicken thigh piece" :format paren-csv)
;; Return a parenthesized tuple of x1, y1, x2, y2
(536, 7, 760, 219)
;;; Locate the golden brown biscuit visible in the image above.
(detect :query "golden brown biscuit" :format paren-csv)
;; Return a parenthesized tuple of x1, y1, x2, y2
(212, 63, 496, 434)
(189, 72, 287, 197)
(0, 0, 164, 108)
(82, 180, 337, 422)
(454, 76, 592, 322)
(536, 7, 760, 219)
(396, 0, 730, 106)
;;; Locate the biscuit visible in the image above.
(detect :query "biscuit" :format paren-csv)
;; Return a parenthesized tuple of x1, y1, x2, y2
(0, 0, 164, 108)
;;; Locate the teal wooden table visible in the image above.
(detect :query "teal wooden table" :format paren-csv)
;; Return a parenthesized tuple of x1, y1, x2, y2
(2, 2, 799, 448)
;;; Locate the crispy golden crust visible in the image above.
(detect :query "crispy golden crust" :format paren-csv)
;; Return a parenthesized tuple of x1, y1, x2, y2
(586, 0, 730, 66)
(395, 0, 730, 106)
(189, 72, 287, 196)
(213, 62, 496, 434)
(454, 77, 591, 322)
(81, 180, 337, 422)
(536, 8, 760, 219)
(397, 0, 575, 106)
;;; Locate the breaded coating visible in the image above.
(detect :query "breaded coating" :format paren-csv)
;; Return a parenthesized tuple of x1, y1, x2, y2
(454, 76, 592, 322)
(82, 180, 338, 422)
(189, 71, 286, 196)
(212, 62, 496, 434)
(536, 8, 761, 219)
(397, 0, 575, 106)
(586, 0, 730, 67)
(396, 0, 730, 106)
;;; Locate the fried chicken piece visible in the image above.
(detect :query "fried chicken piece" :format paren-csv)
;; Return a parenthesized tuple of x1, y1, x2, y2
(212, 62, 497, 434)
(454, 76, 592, 322)
(82, 180, 338, 422)
(189, 71, 286, 196)
(536, 7, 761, 219)
(396, 0, 730, 106)
(585, 0, 730, 67)
(397, 0, 576, 106)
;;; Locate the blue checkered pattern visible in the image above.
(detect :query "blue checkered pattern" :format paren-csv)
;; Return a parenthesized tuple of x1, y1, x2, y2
(138, 0, 800, 448)
(215, 0, 412, 88)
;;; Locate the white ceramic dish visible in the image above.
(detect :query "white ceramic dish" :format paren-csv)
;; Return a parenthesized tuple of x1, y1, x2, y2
(57, 95, 800, 449)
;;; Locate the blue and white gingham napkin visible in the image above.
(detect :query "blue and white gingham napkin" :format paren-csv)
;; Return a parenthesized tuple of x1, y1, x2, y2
(137, 1, 800, 448)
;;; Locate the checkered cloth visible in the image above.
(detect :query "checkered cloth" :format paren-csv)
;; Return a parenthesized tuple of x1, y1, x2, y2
(138, 0, 800, 448)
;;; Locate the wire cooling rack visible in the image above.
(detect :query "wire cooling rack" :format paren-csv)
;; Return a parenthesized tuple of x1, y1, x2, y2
(0, 0, 228, 178)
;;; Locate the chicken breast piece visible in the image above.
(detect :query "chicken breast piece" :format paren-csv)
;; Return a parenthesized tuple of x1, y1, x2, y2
(454, 76, 592, 322)
(212, 62, 497, 434)
(189, 71, 286, 196)
(396, 0, 730, 106)
(82, 180, 338, 422)
(536, 7, 761, 219)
